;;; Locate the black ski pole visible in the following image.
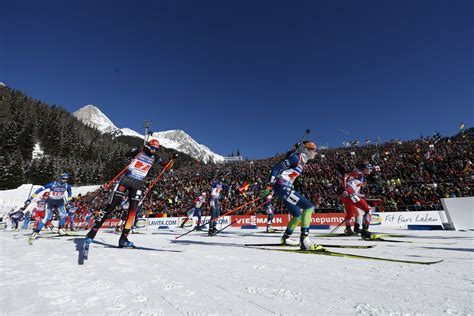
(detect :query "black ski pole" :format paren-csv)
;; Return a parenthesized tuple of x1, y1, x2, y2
(329, 217, 345, 234)
(298, 128, 312, 146)
(285, 129, 312, 158)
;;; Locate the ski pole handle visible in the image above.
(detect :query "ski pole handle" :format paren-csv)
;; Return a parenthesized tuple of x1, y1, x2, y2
(294, 128, 311, 151)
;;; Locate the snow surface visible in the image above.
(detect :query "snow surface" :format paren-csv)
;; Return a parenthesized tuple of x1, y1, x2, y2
(0, 228, 472, 315)
(31, 143, 44, 160)
(1, 185, 472, 314)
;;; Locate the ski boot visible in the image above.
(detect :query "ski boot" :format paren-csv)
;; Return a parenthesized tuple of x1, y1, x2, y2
(344, 226, 356, 236)
(58, 228, 66, 236)
(195, 225, 203, 231)
(300, 234, 323, 251)
(281, 233, 299, 246)
(344, 226, 357, 236)
(118, 238, 135, 248)
(208, 223, 217, 236)
(28, 232, 38, 245)
(266, 224, 275, 233)
(353, 223, 361, 234)
(360, 223, 372, 240)
(360, 229, 372, 240)
(208, 227, 217, 237)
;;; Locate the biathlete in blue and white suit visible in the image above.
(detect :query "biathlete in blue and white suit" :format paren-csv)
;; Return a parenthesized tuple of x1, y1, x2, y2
(208, 180, 228, 236)
(264, 193, 275, 232)
(180, 192, 206, 229)
(26, 173, 72, 242)
(269, 141, 319, 250)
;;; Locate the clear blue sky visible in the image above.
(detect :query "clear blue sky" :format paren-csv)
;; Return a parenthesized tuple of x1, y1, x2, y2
(1, 0, 472, 158)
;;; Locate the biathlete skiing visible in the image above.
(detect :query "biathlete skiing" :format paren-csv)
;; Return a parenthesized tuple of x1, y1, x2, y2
(85, 139, 176, 248)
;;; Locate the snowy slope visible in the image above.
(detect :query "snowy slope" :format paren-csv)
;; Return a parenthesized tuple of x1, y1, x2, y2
(120, 127, 145, 139)
(73, 105, 224, 163)
(0, 228, 472, 314)
(152, 130, 224, 163)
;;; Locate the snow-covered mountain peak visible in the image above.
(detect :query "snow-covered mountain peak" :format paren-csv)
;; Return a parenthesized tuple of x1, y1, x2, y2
(73, 105, 224, 163)
(73, 105, 118, 134)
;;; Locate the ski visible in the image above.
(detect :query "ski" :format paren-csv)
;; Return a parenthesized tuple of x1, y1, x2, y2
(27, 232, 39, 245)
(367, 236, 456, 245)
(244, 243, 376, 249)
(372, 233, 409, 238)
(313, 233, 408, 238)
(256, 229, 285, 234)
(312, 233, 354, 237)
(39, 232, 86, 238)
(368, 236, 407, 243)
(252, 247, 443, 265)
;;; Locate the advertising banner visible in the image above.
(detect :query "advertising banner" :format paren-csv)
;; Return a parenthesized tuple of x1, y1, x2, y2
(147, 217, 180, 229)
(371, 211, 444, 228)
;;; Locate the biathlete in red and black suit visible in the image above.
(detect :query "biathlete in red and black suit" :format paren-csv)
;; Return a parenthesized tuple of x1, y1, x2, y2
(85, 139, 176, 248)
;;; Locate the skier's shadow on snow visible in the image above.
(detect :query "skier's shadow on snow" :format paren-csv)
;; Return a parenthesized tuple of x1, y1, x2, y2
(419, 246, 474, 253)
(171, 239, 244, 248)
(73, 238, 86, 265)
(91, 240, 182, 253)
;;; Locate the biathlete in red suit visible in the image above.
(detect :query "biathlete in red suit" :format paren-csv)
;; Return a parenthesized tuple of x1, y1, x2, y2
(32, 192, 53, 229)
(339, 163, 374, 238)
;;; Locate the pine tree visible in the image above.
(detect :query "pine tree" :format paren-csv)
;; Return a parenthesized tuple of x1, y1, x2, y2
(16, 110, 35, 161)
(0, 120, 19, 154)
(0, 150, 25, 188)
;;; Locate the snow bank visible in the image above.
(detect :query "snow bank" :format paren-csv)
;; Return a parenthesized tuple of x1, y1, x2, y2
(0, 184, 100, 215)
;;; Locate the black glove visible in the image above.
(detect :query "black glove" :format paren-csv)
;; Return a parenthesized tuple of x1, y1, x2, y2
(172, 153, 178, 159)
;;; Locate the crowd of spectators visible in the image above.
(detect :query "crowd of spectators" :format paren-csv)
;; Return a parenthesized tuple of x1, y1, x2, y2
(66, 130, 474, 222)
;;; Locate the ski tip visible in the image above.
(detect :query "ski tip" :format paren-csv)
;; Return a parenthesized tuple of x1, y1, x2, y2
(370, 234, 385, 239)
